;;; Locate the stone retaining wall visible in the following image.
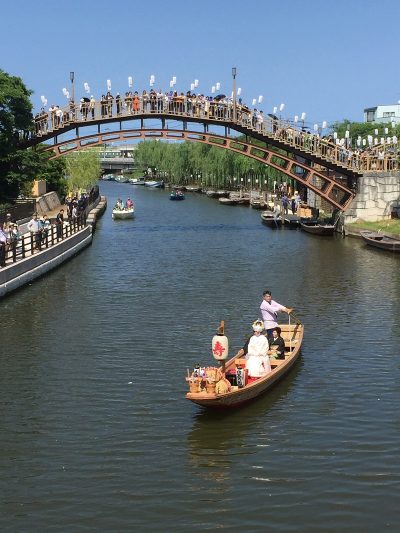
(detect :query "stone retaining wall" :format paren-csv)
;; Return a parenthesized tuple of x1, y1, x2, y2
(0, 226, 92, 298)
(345, 173, 400, 222)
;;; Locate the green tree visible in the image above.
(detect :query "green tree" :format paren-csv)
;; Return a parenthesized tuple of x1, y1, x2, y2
(65, 151, 101, 193)
(0, 69, 37, 201)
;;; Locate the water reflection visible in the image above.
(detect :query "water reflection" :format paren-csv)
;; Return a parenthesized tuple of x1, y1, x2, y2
(187, 362, 302, 483)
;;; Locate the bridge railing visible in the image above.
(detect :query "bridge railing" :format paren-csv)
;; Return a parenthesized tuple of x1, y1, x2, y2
(33, 97, 399, 174)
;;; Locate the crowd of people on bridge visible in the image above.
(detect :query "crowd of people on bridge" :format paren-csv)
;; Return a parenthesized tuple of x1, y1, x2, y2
(33, 87, 399, 174)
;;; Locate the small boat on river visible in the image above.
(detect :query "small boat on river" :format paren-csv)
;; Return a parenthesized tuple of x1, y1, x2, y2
(360, 230, 400, 252)
(129, 177, 145, 185)
(300, 221, 335, 236)
(261, 211, 282, 228)
(170, 190, 185, 201)
(112, 207, 134, 220)
(185, 320, 304, 408)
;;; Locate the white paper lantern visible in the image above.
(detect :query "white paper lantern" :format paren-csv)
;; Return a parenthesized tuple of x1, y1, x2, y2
(216, 82, 221, 90)
(301, 112, 306, 121)
(374, 138, 378, 145)
(237, 87, 242, 96)
(252, 99, 257, 106)
(212, 334, 229, 361)
(169, 80, 174, 88)
(333, 132, 338, 139)
(294, 115, 298, 123)
(190, 83, 194, 91)
(107, 79, 112, 91)
(374, 128, 378, 135)
(380, 137, 384, 144)
(273, 106, 277, 114)
(128, 76, 133, 88)
(40, 95, 46, 103)
(384, 127, 388, 134)
(258, 95, 263, 104)
(393, 135, 398, 144)
(172, 76, 176, 83)
(211, 86, 215, 94)
(387, 137, 391, 143)
(345, 130, 350, 139)
(322, 121, 327, 129)
(279, 103, 285, 112)
(356, 139, 361, 146)
(194, 79, 199, 87)
(62, 88, 67, 96)
(362, 139, 366, 146)
(314, 124, 318, 132)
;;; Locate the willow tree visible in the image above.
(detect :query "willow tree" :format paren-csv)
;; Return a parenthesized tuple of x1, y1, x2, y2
(65, 151, 101, 193)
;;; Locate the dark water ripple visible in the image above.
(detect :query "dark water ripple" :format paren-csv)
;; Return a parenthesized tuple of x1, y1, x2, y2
(1, 182, 400, 531)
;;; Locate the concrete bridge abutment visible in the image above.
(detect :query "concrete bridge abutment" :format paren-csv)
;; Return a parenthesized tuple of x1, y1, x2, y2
(344, 172, 400, 223)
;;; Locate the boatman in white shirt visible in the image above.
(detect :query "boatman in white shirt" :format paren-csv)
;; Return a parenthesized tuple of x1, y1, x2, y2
(260, 289, 293, 339)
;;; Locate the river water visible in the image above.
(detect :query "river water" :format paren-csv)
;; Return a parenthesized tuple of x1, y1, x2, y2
(1, 181, 399, 532)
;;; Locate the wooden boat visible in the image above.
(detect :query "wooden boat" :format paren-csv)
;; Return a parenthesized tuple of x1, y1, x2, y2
(300, 221, 335, 236)
(144, 180, 165, 188)
(261, 211, 282, 228)
(250, 198, 266, 210)
(360, 230, 400, 252)
(219, 197, 236, 205)
(112, 207, 134, 219)
(129, 177, 145, 185)
(186, 186, 202, 193)
(185, 321, 304, 408)
(170, 191, 185, 201)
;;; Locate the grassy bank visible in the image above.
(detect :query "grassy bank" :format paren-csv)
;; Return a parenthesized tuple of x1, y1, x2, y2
(347, 219, 400, 235)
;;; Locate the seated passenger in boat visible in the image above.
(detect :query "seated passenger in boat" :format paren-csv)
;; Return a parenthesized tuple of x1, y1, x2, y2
(268, 327, 285, 360)
(245, 320, 271, 378)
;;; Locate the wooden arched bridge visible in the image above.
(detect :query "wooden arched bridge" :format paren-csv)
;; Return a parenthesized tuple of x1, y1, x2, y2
(28, 97, 399, 211)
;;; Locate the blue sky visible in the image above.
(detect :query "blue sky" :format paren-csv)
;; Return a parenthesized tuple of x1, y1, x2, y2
(1, 0, 399, 127)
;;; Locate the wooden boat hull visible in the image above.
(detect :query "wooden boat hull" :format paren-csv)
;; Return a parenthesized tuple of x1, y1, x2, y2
(170, 195, 185, 201)
(261, 213, 282, 228)
(360, 230, 400, 251)
(186, 323, 303, 408)
(112, 208, 134, 219)
(301, 222, 335, 235)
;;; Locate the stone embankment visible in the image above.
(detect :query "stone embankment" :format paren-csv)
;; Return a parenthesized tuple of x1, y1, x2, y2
(0, 193, 107, 299)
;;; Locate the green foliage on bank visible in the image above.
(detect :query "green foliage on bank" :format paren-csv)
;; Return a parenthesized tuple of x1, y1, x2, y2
(348, 219, 400, 235)
(0, 69, 67, 202)
(134, 140, 289, 188)
(65, 151, 101, 192)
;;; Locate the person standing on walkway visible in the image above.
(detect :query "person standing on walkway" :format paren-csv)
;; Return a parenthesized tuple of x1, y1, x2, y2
(27, 213, 41, 250)
(56, 209, 64, 239)
(260, 290, 293, 338)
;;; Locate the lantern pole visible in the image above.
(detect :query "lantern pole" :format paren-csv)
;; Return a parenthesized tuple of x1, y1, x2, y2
(232, 67, 237, 123)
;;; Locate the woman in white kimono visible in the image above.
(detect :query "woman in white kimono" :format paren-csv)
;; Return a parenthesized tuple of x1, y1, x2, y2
(246, 320, 271, 378)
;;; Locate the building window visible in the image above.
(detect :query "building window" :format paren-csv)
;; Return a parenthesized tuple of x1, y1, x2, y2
(383, 112, 395, 117)
(366, 111, 376, 122)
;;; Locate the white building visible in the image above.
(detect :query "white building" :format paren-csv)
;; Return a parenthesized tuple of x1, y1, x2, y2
(364, 104, 400, 124)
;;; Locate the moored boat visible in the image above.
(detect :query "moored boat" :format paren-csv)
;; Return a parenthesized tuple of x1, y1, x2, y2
(144, 180, 165, 188)
(185, 320, 304, 408)
(360, 230, 400, 252)
(300, 221, 336, 236)
(261, 211, 282, 228)
(129, 177, 145, 185)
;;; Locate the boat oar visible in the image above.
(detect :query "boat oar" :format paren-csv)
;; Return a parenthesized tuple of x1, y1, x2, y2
(290, 311, 302, 325)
